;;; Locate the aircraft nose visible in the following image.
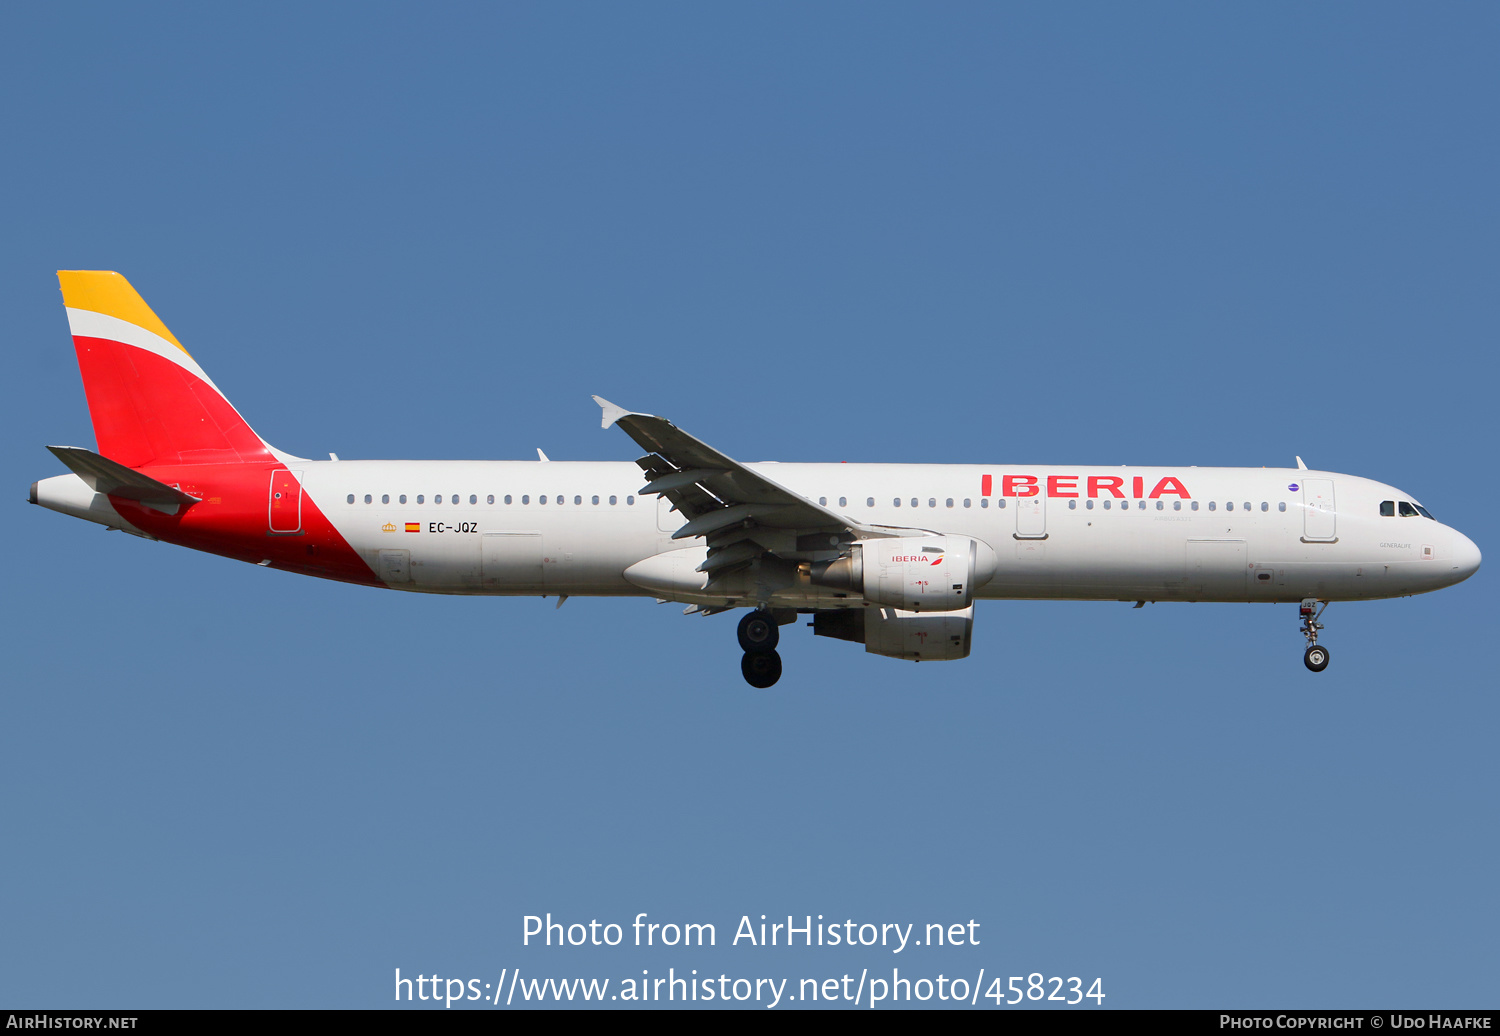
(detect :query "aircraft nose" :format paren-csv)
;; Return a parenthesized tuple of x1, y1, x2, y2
(1448, 530, 1481, 585)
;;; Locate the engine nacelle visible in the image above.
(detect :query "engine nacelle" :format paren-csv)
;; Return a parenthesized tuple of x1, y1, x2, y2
(813, 606, 974, 661)
(809, 535, 995, 612)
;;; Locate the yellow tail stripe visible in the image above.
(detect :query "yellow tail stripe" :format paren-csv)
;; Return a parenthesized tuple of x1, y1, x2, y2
(57, 271, 189, 355)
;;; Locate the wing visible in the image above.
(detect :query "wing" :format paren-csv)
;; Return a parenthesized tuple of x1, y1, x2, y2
(593, 397, 911, 587)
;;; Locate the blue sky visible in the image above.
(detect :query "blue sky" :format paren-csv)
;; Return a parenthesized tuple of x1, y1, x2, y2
(3, 3, 1496, 1009)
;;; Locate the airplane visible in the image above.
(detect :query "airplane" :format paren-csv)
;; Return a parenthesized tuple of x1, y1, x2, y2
(30, 272, 1482, 687)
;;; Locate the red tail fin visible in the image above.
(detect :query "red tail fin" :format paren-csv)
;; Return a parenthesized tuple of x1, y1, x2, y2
(58, 271, 276, 468)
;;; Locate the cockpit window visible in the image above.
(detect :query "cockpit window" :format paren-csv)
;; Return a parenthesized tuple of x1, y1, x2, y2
(1414, 504, 1435, 520)
(1398, 501, 1419, 517)
(1380, 500, 1395, 517)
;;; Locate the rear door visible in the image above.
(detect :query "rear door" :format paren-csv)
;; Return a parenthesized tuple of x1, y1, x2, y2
(268, 469, 303, 533)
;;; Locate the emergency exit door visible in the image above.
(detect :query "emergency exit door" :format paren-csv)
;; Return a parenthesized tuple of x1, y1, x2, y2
(1015, 494, 1047, 539)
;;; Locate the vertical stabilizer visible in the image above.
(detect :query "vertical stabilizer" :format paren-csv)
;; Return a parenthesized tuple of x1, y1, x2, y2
(57, 271, 276, 468)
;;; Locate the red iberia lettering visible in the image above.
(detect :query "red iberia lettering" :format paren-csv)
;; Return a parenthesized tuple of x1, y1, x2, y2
(1132, 476, 1144, 499)
(1047, 475, 1079, 498)
(1002, 475, 1039, 498)
(981, 474, 992, 497)
(1088, 476, 1125, 499)
(1148, 476, 1190, 499)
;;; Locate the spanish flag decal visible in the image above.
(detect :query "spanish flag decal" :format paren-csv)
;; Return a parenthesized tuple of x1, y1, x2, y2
(405, 523, 420, 533)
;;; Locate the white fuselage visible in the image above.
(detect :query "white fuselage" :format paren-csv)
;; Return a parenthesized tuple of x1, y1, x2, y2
(284, 460, 1477, 605)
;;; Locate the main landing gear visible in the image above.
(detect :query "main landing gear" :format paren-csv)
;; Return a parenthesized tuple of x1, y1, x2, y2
(1300, 598, 1330, 672)
(738, 608, 783, 688)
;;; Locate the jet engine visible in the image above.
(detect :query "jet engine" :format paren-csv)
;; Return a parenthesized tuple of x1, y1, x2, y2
(813, 605, 974, 661)
(809, 535, 995, 611)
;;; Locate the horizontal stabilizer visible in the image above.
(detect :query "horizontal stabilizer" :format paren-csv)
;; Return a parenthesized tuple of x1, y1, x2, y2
(47, 446, 201, 511)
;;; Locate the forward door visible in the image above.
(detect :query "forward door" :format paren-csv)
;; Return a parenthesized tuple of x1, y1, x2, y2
(1302, 479, 1337, 541)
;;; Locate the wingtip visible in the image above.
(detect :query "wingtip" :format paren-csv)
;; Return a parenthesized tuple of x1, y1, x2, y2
(593, 394, 632, 430)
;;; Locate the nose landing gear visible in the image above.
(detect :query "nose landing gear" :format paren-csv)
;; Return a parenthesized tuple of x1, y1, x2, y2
(1300, 598, 1330, 672)
(737, 608, 783, 687)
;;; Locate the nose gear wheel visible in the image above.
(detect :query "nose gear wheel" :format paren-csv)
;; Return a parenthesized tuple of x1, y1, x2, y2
(1299, 599, 1330, 673)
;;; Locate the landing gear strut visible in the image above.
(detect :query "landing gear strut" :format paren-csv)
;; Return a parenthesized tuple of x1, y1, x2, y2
(1300, 598, 1330, 672)
(737, 608, 782, 687)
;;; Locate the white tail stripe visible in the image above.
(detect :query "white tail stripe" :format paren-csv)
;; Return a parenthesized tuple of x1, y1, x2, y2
(64, 305, 304, 466)
(64, 307, 223, 393)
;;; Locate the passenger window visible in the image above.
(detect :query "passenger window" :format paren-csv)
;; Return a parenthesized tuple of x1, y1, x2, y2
(1085, 499, 1094, 510)
(521, 495, 529, 504)
(1399, 501, 1419, 517)
(1226, 501, 1234, 511)
(1380, 501, 1395, 517)
(435, 495, 442, 505)
(1155, 500, 1163, 510)
(609, 495, 617, 505)
(574, 495, 582, 505)
(893, 498, 901, 507)
(1068, 500, 1077, 510)
(1242, 502, 1250, 512)
(1260, 502, 1268, 512)
(1208, 501, 1216, 511)
(382, 494, 390, 504)
(556, 495, 563, 505)
(963, 498, 971, 508)
(487, 494, 494, 504)
(417, 495, 425, 504)
(469, 494, 477, 505)
(592, 495, 600, 505)
(980, 498, 989, 508)
(399, 494, 407, 504)
(540, 496, 547, 505)
(1278, 502, 1286, 512)
(504, 495, 512, 504)
(911, 498, 918, 508)
(839, 497, 847, 507)
(1191, 501, 1199, 511)
(928, 498, 936, 508)
(998, 499, 1006, 509)
(819, 496, 827, 506)
(364, 494, 372, 504)
(866, 497, 875, 507)
(1103, 499, 1111, 510)
(627, 495, 635, 505)
(946, 498, 954, 508)
(346, 494, 354, 504)
(1173, 500, 1181, 511)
